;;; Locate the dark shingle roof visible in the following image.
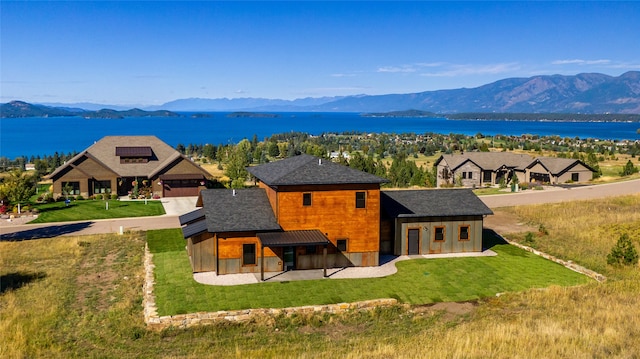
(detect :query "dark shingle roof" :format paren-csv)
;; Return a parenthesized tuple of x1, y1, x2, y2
(381, 189, 493, 218)
(528, 157, 595, 175)
(436, 152, 533, 171)
(179, 207, 205, 226)
(199, 188, 280, 232)
(247, 154, 388, 186)
(181, 219, 208, 238)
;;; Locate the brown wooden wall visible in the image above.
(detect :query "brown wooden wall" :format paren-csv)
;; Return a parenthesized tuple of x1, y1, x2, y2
(52, 155, 118, 198)
(273, 183, 381, 255)
(394, 215, 484, 255)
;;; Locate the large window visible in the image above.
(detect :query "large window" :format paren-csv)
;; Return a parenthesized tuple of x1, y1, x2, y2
(355, 191, 366, 208)
(483, 171, 492, 183)
(94, 180, 111, 194)
(571, 173, 579, 182)
(303, 192, 312, 206)
(242, 244, 256, 265)
(459, 225, 470, 241)
(62, 181, 80, 195)
(434, 226, 446, 241)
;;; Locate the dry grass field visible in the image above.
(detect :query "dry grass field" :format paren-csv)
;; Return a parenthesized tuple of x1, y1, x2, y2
(1, 194, 639, 358)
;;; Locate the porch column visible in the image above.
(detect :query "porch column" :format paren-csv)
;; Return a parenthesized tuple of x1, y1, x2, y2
(323, 244, 328, 278)
(261, 245, 265, 281)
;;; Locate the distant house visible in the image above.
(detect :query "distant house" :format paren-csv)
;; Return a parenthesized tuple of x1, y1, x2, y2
(434, 152, 596, 187)
(180, 154, 493, 279)
(47, 136, 211, 199)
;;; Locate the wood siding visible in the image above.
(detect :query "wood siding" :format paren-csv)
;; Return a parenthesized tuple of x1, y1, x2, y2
(393, 216, 484, 255)
(52, 155, 118, 198)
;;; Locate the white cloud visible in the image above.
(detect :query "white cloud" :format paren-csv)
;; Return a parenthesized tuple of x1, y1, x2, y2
(377, 65, 417, 73)
(552, 59, 611, 65)
(419, 63, 522, 77)
(331, 73, 357, 78)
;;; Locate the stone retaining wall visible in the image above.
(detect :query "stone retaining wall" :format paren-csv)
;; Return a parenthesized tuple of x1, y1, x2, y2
(143, 245, 397, 331)
(502, 237, 607, 282)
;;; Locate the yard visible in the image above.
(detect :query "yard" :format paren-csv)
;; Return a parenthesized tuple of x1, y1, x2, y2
(28, 199, 165, 223)
(148, 228, 590, 315)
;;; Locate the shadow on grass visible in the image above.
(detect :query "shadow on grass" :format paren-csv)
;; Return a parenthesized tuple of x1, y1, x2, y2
(482, 229, 509, 250)
(0, 271, 47, 293)
(0, 221, 93, 241)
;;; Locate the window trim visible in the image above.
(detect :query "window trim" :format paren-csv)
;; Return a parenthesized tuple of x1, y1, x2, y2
(355, 191, 366, 208)
(242, 243, 257, 266)
(434, 226, 446, 242)
(458, 225, 470, 241)
(336, 239, 348, 252)
(302, 192, 312, 206)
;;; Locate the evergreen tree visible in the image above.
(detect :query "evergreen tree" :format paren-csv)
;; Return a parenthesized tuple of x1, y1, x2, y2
(607, 233, 639, 266)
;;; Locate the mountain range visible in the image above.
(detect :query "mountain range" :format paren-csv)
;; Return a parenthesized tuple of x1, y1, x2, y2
(2, 71, 639, 116)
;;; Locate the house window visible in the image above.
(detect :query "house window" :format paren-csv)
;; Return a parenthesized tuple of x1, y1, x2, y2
(62, 181, 80, 195)
(459, 225, 470, 241)
(337, 239, 348, 252)
(571, 173, 579, 182)
(355, 192, 366, 208)
(94, 180, 111, 194)
(303, 192, 312, 206)
(434, 226, 445, 241)
(462, 172, 467, 179)
(242, 243, 256, 265)
(483, 171, 492, 183)
(468, 172, 473, 180)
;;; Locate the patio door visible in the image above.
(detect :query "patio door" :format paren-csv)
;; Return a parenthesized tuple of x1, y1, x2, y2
(283, 246, 295, 270)
(408, 229, 420, 255)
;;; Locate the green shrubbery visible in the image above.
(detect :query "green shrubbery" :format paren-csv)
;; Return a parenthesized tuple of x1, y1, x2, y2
(607, 234, 639, 266)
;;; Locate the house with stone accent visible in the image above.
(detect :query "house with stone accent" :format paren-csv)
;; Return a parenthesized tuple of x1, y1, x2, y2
(434, 152, 596, 187)
(47, 136, 211, 199)
(180, 154, 493, 279)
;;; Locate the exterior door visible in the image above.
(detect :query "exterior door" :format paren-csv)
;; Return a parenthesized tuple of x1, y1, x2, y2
(408, 228, 420, 255)
(283, 246, 295, 270)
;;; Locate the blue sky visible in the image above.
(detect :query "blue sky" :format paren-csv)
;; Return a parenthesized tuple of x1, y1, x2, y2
(2, 1, 639, 106)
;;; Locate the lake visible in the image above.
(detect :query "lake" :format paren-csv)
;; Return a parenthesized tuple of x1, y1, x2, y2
(1, 112, 639, 159)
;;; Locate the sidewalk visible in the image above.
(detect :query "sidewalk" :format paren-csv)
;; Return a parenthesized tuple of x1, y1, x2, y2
(193, 250, 498, 286)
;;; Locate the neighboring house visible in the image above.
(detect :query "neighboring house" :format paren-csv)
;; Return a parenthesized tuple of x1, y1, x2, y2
(526, 157, 596, 184)
(180, 154, 493, 279)
(47, 136, 211, 199)
(380, 189, 493, 255)
(435, 152, 596, 187)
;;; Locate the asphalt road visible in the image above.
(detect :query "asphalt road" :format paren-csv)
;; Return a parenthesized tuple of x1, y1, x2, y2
(1, 181, 639, 241)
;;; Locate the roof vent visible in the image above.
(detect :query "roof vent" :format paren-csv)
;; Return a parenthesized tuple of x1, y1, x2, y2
(319, 158, 322, 165)
(232, 189, 236, 196)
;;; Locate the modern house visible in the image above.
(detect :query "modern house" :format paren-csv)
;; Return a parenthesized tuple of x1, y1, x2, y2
(47, 136, 211, 199)
(435, 152, 596, 187)
(180, 154, 493, 279)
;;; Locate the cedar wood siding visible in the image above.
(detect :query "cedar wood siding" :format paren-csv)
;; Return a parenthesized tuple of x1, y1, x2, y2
(392, 215, 484, 255)
(189, 231, 281, 274)
(258, 181, 380, 267)
(51, 155, 117, 198)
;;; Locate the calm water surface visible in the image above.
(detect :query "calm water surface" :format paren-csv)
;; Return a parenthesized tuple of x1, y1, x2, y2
(1, 112, 639, 159)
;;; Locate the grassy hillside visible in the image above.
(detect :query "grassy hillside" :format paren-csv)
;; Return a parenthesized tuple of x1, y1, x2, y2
(1, 194, 639, 358)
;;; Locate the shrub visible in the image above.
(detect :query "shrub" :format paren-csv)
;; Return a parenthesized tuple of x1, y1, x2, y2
(523, 232, 536, 246)
(96, 194, 103, 200)
(607, 233, 639, 266)
(0, 205, 8, 214)
(111, 194, 119, 200)
(75, 195, 84, 201)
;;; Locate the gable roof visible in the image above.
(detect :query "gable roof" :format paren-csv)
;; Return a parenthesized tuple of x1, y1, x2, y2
(48, 136, 210, 179)
(198, 188, 281, 233)
(247, 154, 388, 186)
(381, 189, 493, 218)
(528, 157, 596, 175)
(436, 152, 533, 171)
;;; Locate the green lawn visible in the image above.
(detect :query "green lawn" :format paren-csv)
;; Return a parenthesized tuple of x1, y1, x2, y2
(29, 199, 165, 223)
(148, 229, 591, 316)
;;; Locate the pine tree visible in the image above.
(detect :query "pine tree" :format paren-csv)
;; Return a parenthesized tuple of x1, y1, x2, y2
(607, 233, 639, 266)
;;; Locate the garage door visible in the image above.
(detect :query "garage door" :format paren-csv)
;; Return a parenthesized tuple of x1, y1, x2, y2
(162, 179, 201, 197)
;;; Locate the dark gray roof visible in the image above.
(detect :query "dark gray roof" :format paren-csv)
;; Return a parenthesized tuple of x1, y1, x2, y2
(181, 219, 208, 238)
(247, 154, 388, 186)
(258, 230, 330, 247)
(381, 189, 493, 218)
(199, 188, 281, 233)
(528, 157, 596, 175)
(436, 152, 533, 171)
(179, 208, 205, 226)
